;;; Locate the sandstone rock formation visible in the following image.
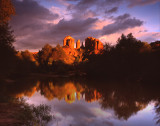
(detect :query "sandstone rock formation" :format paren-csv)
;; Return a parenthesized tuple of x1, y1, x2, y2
(76, 40, 80, 49)
(63, 36, 74, 48)
(85, 37, 104, 53)
(62, 36, 104, 64)
(63, 36, 103, 52)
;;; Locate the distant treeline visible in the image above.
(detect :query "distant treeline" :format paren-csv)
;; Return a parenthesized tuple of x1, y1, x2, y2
(82, 34, 160, 82)
(1, 22, 160, 83)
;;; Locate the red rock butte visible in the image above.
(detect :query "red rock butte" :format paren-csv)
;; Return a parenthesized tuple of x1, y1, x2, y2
(63, 36, 104, 53)
(63, 36, 75, 48)
(85, 37, 104, 53)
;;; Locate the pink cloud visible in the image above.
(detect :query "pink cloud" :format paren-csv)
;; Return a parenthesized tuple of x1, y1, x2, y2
(99, 26, 160, 45)
(93, 19, 113, 30)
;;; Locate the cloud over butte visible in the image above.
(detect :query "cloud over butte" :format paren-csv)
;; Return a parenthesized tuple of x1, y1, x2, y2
(11, 0, 59, 50)
(10, 0, 159, 51)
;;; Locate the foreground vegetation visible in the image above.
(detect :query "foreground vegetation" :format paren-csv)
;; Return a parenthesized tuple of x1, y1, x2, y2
(0, 97, 53, 126)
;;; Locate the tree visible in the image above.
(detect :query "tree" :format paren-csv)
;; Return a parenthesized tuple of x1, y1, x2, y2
(139, 42, 152, 53)
(0, 0, 15, 24)
(116, 33, 142, 52)
(38, 44, 53, 65)
(18, 104, 53, 126)
(21, 50, 36, 62)
(0, 0, 15, 51)
(0, 23, 16, 73)
(0, 0, 16, 73)
(15, 50, 38, 73)
(0, 0, 15, 50)
(0, 23, 14, 49)
(52, 44, 67, 61)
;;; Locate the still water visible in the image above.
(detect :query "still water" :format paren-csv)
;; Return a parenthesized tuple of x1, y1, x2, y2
(1, 77, 160, 126)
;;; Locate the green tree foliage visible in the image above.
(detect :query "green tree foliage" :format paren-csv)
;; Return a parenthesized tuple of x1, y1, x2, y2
(0, 0, 15, 24)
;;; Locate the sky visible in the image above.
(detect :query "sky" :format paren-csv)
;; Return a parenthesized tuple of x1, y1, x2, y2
(10, 0, 160, 51)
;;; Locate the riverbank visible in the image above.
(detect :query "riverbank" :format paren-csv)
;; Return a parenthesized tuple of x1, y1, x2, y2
(0, 71, 87, 82)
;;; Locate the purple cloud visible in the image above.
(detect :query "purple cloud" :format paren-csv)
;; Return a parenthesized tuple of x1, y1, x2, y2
(127, 0, 160, 7)
(102, 14, 143, 35)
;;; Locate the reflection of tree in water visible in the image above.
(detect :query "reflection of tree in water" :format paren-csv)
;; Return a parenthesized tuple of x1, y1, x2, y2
(98, 81, 160, 120)
(99, 84, 148, 120)
(155, 100, 160, 125)
(1, 78, 160, 123)
(83, 80, 160, 120)
(0, 97, 53, 126)
(18, 102, 53, 126)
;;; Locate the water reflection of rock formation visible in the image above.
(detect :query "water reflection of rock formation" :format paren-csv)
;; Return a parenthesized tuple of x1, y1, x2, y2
(40, 81, 83, 104)
(11, 80, 102, 104)
(11, 80, 149, 120)
(2, 79, 160, 122)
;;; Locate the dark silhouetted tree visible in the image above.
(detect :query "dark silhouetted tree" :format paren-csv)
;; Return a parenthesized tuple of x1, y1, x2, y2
(116, 33, 143, 52)
(0, 0, 15, 24)
(16, 50, 38, 73)
(0, 0, 16, 74)
(0, 23, 16, 73)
